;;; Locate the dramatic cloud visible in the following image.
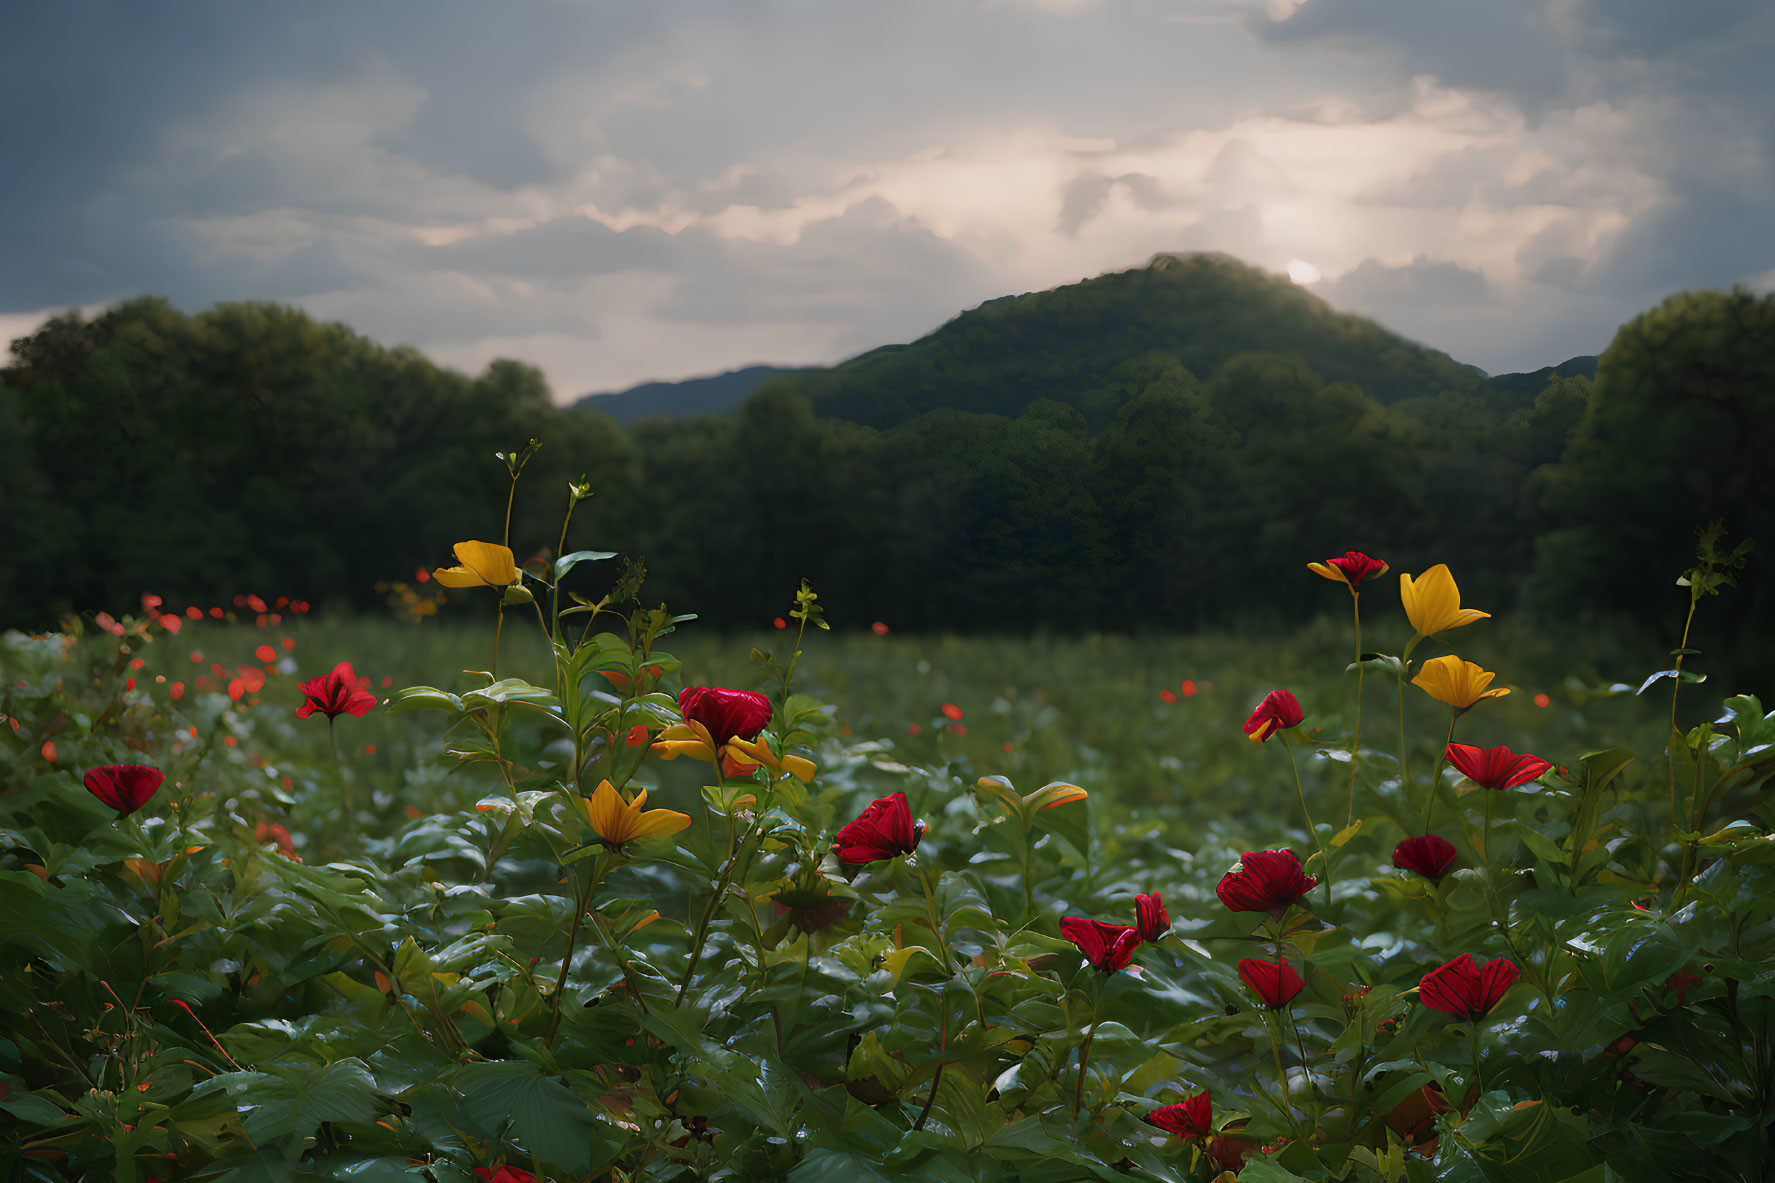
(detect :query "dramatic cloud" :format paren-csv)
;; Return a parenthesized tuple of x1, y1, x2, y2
(4, 0, 1771, 397)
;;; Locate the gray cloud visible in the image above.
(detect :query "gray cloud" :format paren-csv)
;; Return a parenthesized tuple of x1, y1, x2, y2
(4, 0, 1772, 394)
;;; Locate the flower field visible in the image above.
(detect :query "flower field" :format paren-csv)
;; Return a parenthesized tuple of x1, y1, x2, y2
(2, 482, 1771, 1181)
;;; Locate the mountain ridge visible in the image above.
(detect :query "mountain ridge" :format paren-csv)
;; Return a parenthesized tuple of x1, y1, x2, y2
(574, 253, 1594, 427)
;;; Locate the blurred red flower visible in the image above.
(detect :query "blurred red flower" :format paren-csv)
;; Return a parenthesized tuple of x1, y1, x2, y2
(1243, 690, 1304, 742)
(1238, 958, 1307, 1009)
(296, 661, 377, 720)
(832, 792, 924, 864)
(1134, 891, 1169, 943)
(1060, 916, 1141, 974)
(1393, 835, 1458, 882)
(872, 621, 889, 635)
(1445, 743, 1551, 790)
(255, 822, 296, 858)
(1144, 1090, 1211, 1138)
(475, 1167, 537, 1183)
(941, 703, 964, 720)
(678, 686, 772, 747)
(1419, 954, 1519, 1020)
(1217, 849, 1317, 916)
(85, 765, 165, 816)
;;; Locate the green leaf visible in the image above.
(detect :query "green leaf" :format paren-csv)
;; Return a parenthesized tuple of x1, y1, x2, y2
(555, 550, 617, 581)
(382, 686, 465, 714)
(233, 1058, 380, 1142)
(788, 1150, 899, 1183)
(455, 1059, 605, 1173)
(0, 1092, 69, 1125)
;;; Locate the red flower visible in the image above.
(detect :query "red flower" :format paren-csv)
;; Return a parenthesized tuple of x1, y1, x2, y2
(1308, 550, 1389, 590)
(296, 661, 377, 720)
(1445, 743, 1551, 790)
(1243, 690, 1304, 743)
(84, 765, 164, 816)
(1216, 849, 1317, 916)
(1419, 954, 1519, 1020)
(1238, 958, 1307, 1009)
(255, 822, 296, 858)
(1060, 916, 1141, 974)
(1207, 1134, 1253, 1173)
(941, 702, 964, 721)
(832, 792, 925, 864)
(1393, 835, 1458, 882)
(1134, 891, 1170, 943)
(475, 1167, 537, 1183)
(678, 686, 772, 747)
(1144, 1090, 1212, 1138)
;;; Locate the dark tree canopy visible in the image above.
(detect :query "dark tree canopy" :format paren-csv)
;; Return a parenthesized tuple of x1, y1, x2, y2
(2, 263, 1765, 681)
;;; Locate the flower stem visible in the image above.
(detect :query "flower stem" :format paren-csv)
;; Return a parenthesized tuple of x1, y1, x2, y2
(1073, 974, 1104, 1120)
(1346, 592, 1365, 826)
(1289, 1007, 1319, 1141)
(1267, 1010, 1302, 1136)
(916, 861, 953, 1132)
(1469, 1021, 1484, 1100)
(1667, 598, 1698, 817)
(544, 858, 604, 1047)
(1283, 738, 1331, 907)
(1421, 708, 1458, 833)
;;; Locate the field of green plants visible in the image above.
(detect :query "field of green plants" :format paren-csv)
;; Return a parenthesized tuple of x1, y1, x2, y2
(2, 465, 1771, 1182)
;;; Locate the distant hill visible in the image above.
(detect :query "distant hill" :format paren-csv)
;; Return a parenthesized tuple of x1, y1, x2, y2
(574, 365, 804, 423)
(1483, 355, 1598, 405)
(569, 255, 1588, 431)
(772, 253, 1491, 429)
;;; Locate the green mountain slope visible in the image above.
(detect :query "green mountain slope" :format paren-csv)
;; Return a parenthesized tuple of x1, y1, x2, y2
(572, 365, 804, 424)
(770, 252, 1488, 429)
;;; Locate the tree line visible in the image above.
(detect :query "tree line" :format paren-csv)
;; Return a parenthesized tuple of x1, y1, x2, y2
(1, 286, 1769, 676)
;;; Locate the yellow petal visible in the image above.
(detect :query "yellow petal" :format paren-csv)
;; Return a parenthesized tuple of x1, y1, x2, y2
(581, 779, 632, 845)
(1307, 562, 1347, 586)
(630, 807, 692, 841)
(726, 734, 818, 782)
(1400, 564, 1489, 637)
(432, 565, 488, 588)
(1412, 655, 1504, 709)
(650, 738, 716, 763)
(451, 540, 519, 586)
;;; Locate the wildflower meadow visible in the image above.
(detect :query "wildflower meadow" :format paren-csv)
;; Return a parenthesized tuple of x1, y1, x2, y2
(1, 448, 1771, 1183)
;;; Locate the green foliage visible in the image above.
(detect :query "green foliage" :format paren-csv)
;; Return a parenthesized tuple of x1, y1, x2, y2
(7, 258, 1765, 678)
(3, 457, 1774, 1181)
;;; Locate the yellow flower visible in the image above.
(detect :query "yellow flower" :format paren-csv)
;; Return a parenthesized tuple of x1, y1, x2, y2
(574, 779, 690, 850)
(1412, 656, 1511, 710)
(725, 734, 817, 782)
(650, 720, 719, 765)
(1398, 564, 1490, 636)
(432, 541, 519, 588)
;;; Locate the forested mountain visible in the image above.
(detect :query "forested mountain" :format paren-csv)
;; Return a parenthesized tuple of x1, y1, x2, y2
(776, 253, 1488, 429)
(2, 256, 1769, 675)
(573, 257, 1591, 430)
(573, 365, 802, 424)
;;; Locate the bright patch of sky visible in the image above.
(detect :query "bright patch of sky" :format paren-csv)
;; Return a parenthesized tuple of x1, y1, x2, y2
(4, 0, 1772, 399)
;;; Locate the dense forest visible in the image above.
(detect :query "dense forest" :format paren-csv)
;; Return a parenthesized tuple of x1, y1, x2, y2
(2, 253, 1769, 667)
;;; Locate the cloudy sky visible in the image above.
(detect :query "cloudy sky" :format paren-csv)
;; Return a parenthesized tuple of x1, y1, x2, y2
(5, 0, 1773, 400)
